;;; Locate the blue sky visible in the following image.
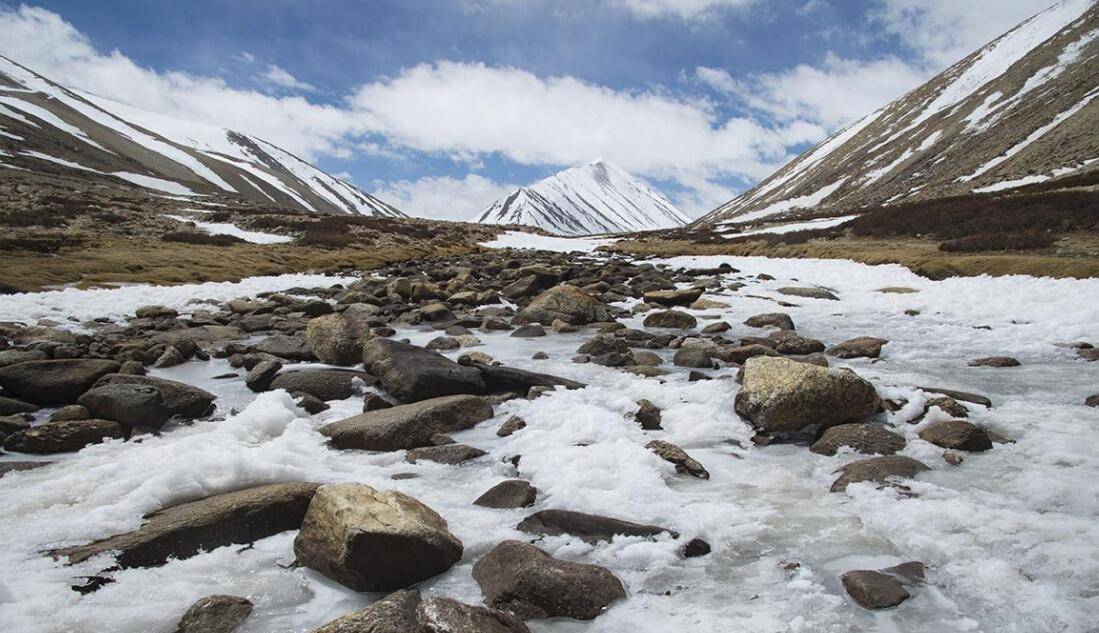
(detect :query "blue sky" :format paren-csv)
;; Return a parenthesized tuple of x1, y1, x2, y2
(0, 0, 1055, 218)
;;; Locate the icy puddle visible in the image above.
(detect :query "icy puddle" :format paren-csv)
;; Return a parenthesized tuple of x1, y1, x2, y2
(1, 255, 1098, 633)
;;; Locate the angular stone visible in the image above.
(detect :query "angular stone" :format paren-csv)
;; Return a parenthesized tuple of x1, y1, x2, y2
(778, 287, 839, 301)
(810, 423, 906, 456)
(320, 395, 493, 451)
(473, 480, 538, 508)
(510, 324, 546, 338)
(0, 359, 121, 405)
(476, 364, 585, 394)
(292, 483, 463, 592)
(0, 395, 38, 416)
(918, 387, 992, 408)
(255, 334, 316, 362)
(362, 339, 485, 403)
(305, 313, 367, 366)
(517, 509, 672, 544)
(83, 374, 216, 427)
(646, 440, 709, 479)
(711, 344, 778, 364)
(634, 399, 663, 430)
(830, 456, 930, 492)
(497, 415, 527, 437)
(245, 360, 282, 392)
(473, 540, 625, 620)
(770, 331, 825, 355)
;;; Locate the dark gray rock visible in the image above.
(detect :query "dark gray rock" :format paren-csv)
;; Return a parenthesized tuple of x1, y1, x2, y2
(269, 369, 370, 402)
(642, 287, 704, 307)
(473, 480, 538, 508)
(517, 509, 672, 544)
(406, 443, 486, 464)
(245, 360, 282, 392)
(173, 595, 253, 633)
(0, 359, 121, 405)
(778, 287, 839, 301)
(646, 440, 709, 479)
(744, 313, 795, 330)
(841, 562, 924, 610)
(4, 419, 126, 454)
(362, 339, 485, 403)
(476, 364, 585, 394)
(643, 310, 697, 329)
(810, 424, 906, 456)
(968, 356, 1021, 367)
(634, 399, 662, 430)
(80, 374, 216, 428)
(827, 337, 889, 359)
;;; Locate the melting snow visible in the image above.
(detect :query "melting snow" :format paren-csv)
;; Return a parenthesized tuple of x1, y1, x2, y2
(165, 214, 294, 245)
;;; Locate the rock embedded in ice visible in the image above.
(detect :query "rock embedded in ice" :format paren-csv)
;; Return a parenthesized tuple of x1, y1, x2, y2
(830, 455, 930, 493)
(245, 359, 282, 392)
(0, 461, 51, 478)
(917, 386, 993, 408)
(473, 480, 538, 509)
(778, 287, 839, 301)
(293, 483, 463, 592)
(701, 321, 732, 334)
(643, 287, 705, 307)
(513, 285, 612, 327)
(769, 331, 826, 355)
(634, 399, 663, 430)
(173, 594, 253, 633)
(417, 596, 530, 633)
(743, 313, 795, 331)
(1086, 394, 1099, 407)
(968, 356, 1022, 367)
(810, 423, 906, 456)
(254, 334, 316, 362)
(320, 394, 493, 451)
(646, 440, 710, 479)
(509, 324, 546, 338)
(643, 310, 697, 330)
(362, 339, 486, 403)
(841, 568, 912, 610)
(917, 396, 970, 420)
(54, 482, 320, 567)
(311, 589, 422, 633)
(711, 344, 778, 365)
(827, 336, 889, 359)
(918, 420, 994, 452)
(516, 509, 673, 544)
(0, 359, 121, 405)
(476, 364, 585, 394)
(673, 347, 715, 369)
(473, 540, 626, 620)
(421, 302, 456, 323)
(3, 418, 125, 454)
(735, 357, 881, 434)
(406, 443, 487, 465)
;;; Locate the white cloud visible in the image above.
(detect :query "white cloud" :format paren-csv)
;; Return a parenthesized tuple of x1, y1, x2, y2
(612, 0, 755, 20)
(873, 0, 1053, 69)
(259, 64, 315, 92)
(698, 53, 928, 129)
(373, 174, 520, 221)
(236, 51, 256, 64)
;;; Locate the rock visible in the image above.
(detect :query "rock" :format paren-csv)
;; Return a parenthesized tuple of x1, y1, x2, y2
(473, 540, 625, 620)
(701, 321, 731, 334)
(711, 344, 778, 364)
(1086, 394, 1099, 407)
(517, 509, 672, 544)
(119, 360, 146, 375)
(918, 387, 992, 408)
(735, 357, 881, 434)
(0, 414, 31, 436)
(255, 334, 316, 362)
(406, 443, 486, 464)
(0, 461, 51, 477)
(502, 275, 555, 300)
(827, 337, 888, 359)
(778, 287, 839, 301)
(481, 317, 513, 331)
(0, 348, 50, 368)
(810, 424, 906, 456)
(426, 336, 461, 351)
(421, 303, 455, 323)
(294, 393, 330, 414)
(417, 596, 530, 633)
(135, 305, 179, 319)
(514, 285, 611, 326)
(474, 480, 538, 508)
(510, 324, 546, 338)
(841, 562, 924, 610)
(292, 483, 463, 592)
(497, 415, 527, 437)
(673, 347, 715, 368)
(576, 334, 629, 357)
(943, 450, 965, 465)
(174, 595, 253, 633)
(477, 364, 585, 394)
(744, 313, 795, 330)
(0, 395, 38, 415)
(643, 287, 704, 307)
(458, 351, 495, 366)
(632, 350, 663, 366)
(878, 287, 919, 294)
(918, 420, 993, 452)
(245, 360, 282, 392)
(4, 419, 126, 454)
(968, 356, 1021, 367)
(830, 456, 930, 492)
(682, 538, 711, 557)
(54, 482, 320, 567)
(50, 404, 90, 422)
(691, 298, 729, 310)
(363, 393, 393, 412)
(305, 313, 367, 366)
(634, 399, 663, 430)
(1079, 348, 1099, 362)
(0, 359, 121, 405)
(362, 339, 485, 403)
(921, 396, 969, 419)
(646, 440, 709, 479)
(80, 374, 216, 428)
(321, 395, 493, 451)
(151, 346, 186, 369)
(270, 369, 369, 402)
(643, 310, 697, 329)
(311, 589, 421, 633)
(770, 331, 825, 355)
(531, 351, 549, 360)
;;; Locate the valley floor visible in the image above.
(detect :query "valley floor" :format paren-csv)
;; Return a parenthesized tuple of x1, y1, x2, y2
(1, 237, 1097, 633)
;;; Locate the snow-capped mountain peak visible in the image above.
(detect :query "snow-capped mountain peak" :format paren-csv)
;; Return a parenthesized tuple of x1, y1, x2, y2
(476, 159, 689, 235)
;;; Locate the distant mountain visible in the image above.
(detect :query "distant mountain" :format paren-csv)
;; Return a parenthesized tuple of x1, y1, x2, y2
(476, 159, 690, 235)
(695, 0, 1099, 228)
(0, 56, 404, 217)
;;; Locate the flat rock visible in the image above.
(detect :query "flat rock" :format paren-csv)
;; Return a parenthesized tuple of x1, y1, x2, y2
(270, 369, 370, 402)
(417, 596, 530, 633)
(642, 310, 697, 329)
(744, 313, 795, 330)
(174, 595, 253, 633)
(245, 360, 282, 392)
(918, 420, 993, 451)
(841, 562, 925, 610)
(918, 387, 992, 408)
(827, 337, 888, 359)
(643, 287, 704, 307)
(810, 423, 906, 456)
(363, 339, 485, 403)
(473, 480, 538, 508)
(0, 461, 51, 477)
(0, 359, 121, 405)
(255, 334, 316, 362)
(293, 483, 463, 592)
(4, 419, 126, 454)
(517, 509, 673, 544)
(320, 395, 493, 451)
(830, 456, 930, 493)
(79, 375, 216, 429)
(406, 443, 486, 464)
(476, 364, 585, 394)
(473, 540, 625, 620)
(778, 287, 839, 301)
(54, 482, 320, 567)
(968, 356, 1021, 367)
(711, 344, 778, 364)
(0, 394, 38, 416)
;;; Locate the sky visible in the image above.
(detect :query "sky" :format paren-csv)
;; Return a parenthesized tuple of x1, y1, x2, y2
(0, 0, 1058, 219)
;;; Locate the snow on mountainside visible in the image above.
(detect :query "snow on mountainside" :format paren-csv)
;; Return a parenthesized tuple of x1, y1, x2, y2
(476, 159, 690, 236)
(695, 0, 1099, 228)
(0, 56, 404, 217)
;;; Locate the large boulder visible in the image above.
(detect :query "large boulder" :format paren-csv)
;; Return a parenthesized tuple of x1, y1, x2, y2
(0, 359, 120, 405)
(305, 313, 368, 366)
(174, 595, 253, 633)
(475, 364, 585, 394)
(255, 334, 316, 362)
(841, 562, 924, 610)
(3, 419, 126, 454)
(918, 420, 993, 452)
(513, 285, 611, 326)
(735, 357, 880, 434)
(0, 395, 38, 416)
(517, 509, 673, 544)
(473, 540, 625, 620)
(293, 483, 463, 592)
(362, 339, 485, 403)
(320, 395, 492, 451)
(830, 456, 930, 493)
(417, 597, 530, 633)
(269, 369, 370, 402)
(54, 482, 320, 567)
(311, 589, 421, 633)
(78, 375, 216, 429)
(810, 423, 906, 456)
(642, 310, 697, 329)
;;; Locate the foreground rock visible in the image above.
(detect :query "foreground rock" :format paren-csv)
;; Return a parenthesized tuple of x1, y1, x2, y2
(0, 359, 120, 405)
(3, 418, 126, 454)
(474, 480, 538, 508)
(320, 395, 492, 451)
(810, 424, 906, 456)
(517, 509, 672, 544)
(418, 597, 530, 633)
(363, 339, 485, 403)
(918, 420, 993, 452)
(473, 540, 626, 620)
(514, 285, 611, 326)
(54, 482, 319, 567)
(830, 456, 930, 493)
(841, 562, 925, 610)
(735, 357, 880, 434)
(78, 375, 216, 429)
(311, 589, 421, 633)
(293, 483, 463, 591)
(174, 595, 253, 633)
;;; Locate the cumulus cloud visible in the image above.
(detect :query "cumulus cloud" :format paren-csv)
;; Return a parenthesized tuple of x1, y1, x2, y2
(373, 174, 520, 221)
(259, 64, 315, 92)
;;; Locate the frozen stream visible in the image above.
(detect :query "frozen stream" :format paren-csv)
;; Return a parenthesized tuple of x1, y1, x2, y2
(1, 252, 1098, 633)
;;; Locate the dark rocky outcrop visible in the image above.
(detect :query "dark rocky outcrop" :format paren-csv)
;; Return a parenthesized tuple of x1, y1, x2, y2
(0, 359, 121, 405)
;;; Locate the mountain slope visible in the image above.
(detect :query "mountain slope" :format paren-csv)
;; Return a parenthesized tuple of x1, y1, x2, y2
(0, 56, 404, 217)
(476, 159, 689, 236)
(695, 0, 1099, 228)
